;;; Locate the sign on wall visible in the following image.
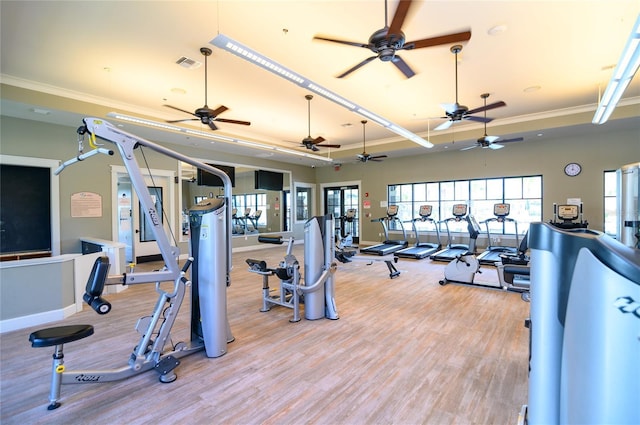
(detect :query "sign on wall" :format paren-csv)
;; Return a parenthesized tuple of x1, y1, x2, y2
(71, 192, 102, 218)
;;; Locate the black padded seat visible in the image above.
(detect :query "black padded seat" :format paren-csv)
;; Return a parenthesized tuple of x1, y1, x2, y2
(29, 325, 94, 348)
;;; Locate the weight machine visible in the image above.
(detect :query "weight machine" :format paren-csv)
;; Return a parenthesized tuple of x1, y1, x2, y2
(28, 118, 233, 410)
(246, 214, 339, 322)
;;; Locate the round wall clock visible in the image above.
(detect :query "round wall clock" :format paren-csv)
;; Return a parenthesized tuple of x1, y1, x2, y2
(564, 162, 582, 177)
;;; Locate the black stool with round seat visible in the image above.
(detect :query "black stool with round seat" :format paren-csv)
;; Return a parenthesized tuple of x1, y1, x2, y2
(29, 324, 95, 410)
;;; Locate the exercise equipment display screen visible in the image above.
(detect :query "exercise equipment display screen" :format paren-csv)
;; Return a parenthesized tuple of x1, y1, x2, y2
(494, 203, 510, 216)
(558, 205, 579, 220)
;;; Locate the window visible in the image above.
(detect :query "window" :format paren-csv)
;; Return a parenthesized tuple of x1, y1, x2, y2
(604, 170, 617, 236)
(295, 185, 313, 222)
(232, 193, 267, 227)
(388, 175, 542, 235)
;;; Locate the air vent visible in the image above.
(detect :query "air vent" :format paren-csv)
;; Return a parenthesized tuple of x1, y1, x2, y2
(175, 56, 201, 69)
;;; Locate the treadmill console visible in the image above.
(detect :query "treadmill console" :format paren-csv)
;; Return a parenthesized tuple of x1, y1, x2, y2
(557, 204, 579, 221)
(419, 205, 432, 217)
(452, 204, 468, 219)
(494, 203, 510, 217)
(387, 205, 399, 217)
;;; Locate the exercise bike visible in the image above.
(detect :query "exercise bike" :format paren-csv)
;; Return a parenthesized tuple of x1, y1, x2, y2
(438, 216, 503, 289)
(28, 118, 234, 410)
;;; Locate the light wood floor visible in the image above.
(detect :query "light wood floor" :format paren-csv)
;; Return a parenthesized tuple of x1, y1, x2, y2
(1, 246, 530, 425)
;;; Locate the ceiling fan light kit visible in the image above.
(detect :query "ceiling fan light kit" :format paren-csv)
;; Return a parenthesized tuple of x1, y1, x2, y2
(435, 45, 507, 131)
(460, 93, 523, 151)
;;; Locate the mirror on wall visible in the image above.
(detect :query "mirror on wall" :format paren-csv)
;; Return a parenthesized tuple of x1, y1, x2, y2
(179, 162, 291, 240)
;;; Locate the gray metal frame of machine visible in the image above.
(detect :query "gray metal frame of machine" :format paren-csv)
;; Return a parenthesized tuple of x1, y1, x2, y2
(39, 118, 233, 407)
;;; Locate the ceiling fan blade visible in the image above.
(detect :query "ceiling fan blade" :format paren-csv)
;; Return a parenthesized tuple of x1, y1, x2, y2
(434, 120, 454, 131)
(499, 136, 524, 144)
(370, 155, 388, 160)
(163, 104, 197, 117)
(313, 35, 369, 49)
(484, 135, 500, 143)
(404, 30, 472, 50)
(210, 105, 229, 116)
(465, 115, 492, 123)
(466, 101, 506, 115)
(311, 136, 326, 144)
(488, 143, 505, 150)
(316, 144, 341, 149)
(388, 0, 412, 36)
(337, 55, 378, 78)
(460, 145, 478, 151)
(391, 55, 415, 78)
(214, 118, 251, 126)
(166, 118, 199, 123)
(207, 120, 218, 131)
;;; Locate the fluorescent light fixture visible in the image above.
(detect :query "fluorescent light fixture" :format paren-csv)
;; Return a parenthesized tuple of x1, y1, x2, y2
(593, 14, 640, 124)
(211, 33, 433, 148)
(106, 112, 333, 162)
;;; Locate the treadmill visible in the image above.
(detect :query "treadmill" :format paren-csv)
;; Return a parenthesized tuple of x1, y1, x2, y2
(360, 205, 408, 256)
(395, 205, 441, 259)
(477, 203, 520, 265)
(430, 204, 479, 262)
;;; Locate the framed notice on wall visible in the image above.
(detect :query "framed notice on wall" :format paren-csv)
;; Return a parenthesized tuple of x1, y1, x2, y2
(71, 192, 102, 217)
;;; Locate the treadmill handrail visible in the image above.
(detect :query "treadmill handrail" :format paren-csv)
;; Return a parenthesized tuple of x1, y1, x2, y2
(482, 216, 520, 249)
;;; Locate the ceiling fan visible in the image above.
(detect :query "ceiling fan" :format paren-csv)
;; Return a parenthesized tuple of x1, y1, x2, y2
(313, 0, 471, 79)
(461, 93, 524, 151)
(299, 95, 340, 151)
(357, 120, 387, 163)
(164, 47, 250, 131)
(435, 45, 506, 131)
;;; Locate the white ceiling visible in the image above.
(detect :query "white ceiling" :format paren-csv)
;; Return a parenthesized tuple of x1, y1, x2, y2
(1, 0, 639, 166)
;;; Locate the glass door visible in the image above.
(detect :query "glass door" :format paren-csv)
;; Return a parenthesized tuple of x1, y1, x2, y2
(324, 185, 359, 244)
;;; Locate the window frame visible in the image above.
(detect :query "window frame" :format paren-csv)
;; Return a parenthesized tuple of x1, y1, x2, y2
(387, 175, 542, 236)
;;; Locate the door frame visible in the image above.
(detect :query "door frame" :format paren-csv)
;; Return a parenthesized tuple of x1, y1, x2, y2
(110, 165, 176, 262)
(320, 180, 361, 242)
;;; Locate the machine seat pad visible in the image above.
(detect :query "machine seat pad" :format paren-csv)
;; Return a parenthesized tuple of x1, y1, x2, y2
(258, 236, 283, 244)
(29, 324, 94, 348)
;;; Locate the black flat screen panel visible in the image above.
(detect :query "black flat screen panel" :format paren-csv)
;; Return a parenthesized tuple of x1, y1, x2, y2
(0, 164, 51, 254)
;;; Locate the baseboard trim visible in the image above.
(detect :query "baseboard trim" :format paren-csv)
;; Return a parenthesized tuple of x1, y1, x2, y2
(0, 304, 77, 334)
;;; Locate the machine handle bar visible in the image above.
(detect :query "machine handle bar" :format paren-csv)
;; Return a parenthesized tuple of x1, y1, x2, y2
(54, 147, 114, 175)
